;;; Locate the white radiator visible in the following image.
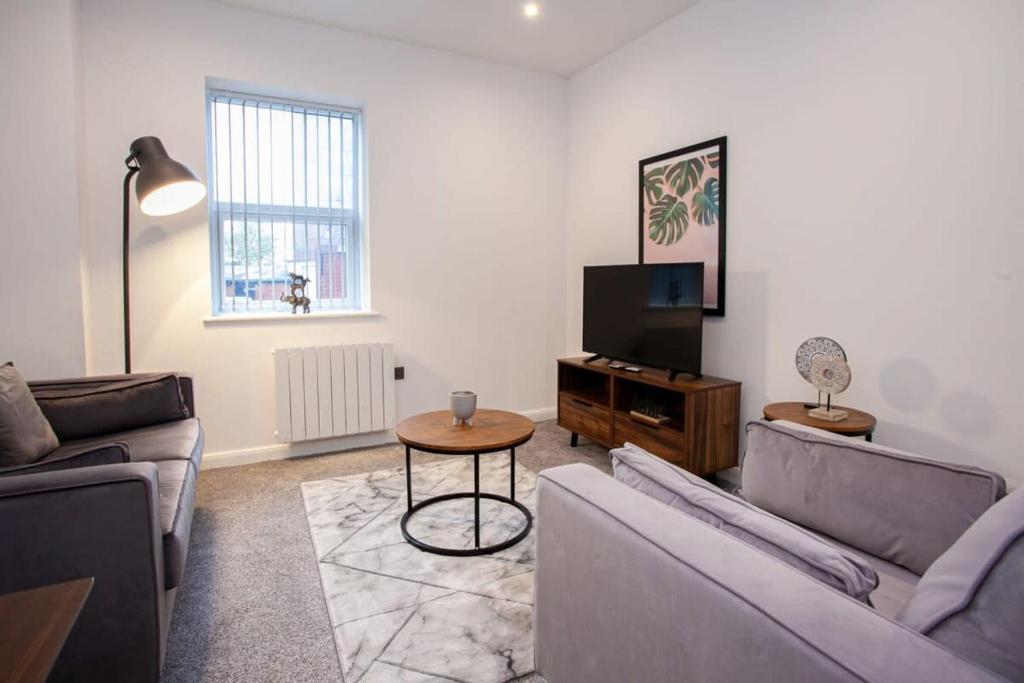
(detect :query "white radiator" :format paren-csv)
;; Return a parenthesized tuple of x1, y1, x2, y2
(273, 343, 396, 442)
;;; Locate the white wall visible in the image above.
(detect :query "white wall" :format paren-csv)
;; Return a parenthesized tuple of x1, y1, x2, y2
(0, 0, 87, 379)
(566, 0, 1024, 485)
(76, 0, 567, 459)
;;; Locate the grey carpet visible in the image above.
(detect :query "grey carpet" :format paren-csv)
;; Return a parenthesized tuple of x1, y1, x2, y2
(162, 420, 610, 682)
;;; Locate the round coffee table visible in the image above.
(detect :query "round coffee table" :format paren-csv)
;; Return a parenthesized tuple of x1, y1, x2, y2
(763, 402, 877, 441)
(396, 409, 535, 557)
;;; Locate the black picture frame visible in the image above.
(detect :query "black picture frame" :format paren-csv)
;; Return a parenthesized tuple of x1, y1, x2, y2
(638, 136, 727, 317)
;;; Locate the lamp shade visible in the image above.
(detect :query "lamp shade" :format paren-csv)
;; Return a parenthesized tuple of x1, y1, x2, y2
(129, 136, 206, 216)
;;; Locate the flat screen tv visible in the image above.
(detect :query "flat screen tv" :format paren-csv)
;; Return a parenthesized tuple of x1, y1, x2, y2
(583, 263, 704, 378)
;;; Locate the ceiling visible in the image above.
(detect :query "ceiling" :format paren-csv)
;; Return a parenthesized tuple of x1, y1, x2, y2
(218, 0, 701, 76)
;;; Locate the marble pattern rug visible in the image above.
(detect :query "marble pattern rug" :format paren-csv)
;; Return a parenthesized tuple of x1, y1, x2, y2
(301, 453, 538, 683)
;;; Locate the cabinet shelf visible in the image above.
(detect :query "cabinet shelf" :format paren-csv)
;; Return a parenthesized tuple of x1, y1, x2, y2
(614, 409, 685, 435)
(560, 388, 609, 408)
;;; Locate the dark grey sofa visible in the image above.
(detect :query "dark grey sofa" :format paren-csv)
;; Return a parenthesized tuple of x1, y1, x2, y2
(0, 373, 202, 682)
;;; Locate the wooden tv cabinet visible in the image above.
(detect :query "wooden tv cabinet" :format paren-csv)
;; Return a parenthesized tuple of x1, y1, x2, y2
(557, 357, 741, 476)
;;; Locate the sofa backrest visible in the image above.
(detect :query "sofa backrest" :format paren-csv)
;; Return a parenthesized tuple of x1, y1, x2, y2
(611, 442, 879, 602)
(896, 486, 1024, 681)
(31, 374, 190, 441)
(741, 420, 1005, 575)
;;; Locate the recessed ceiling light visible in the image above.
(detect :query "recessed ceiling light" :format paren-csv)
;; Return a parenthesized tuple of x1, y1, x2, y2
(523, 3, 540, 18)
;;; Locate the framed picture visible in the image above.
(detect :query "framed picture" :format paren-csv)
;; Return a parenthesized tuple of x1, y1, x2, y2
(638, 136, 727, 316)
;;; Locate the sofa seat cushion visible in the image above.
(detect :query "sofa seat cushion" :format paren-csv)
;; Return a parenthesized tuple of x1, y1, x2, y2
(59, 418, 202, 472)
(823, 535, 921, 618)
(897, 486, 1024, 682)
(155, 459, 196, 589)
(611, 443, 878, 602)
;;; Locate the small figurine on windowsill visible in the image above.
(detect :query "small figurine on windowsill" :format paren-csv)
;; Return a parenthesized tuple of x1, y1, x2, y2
(280, 272, 312, 314)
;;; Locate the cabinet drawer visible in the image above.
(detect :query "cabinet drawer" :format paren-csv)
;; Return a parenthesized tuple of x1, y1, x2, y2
(559, 394, 611, 444)
(613, 413, 687, 463)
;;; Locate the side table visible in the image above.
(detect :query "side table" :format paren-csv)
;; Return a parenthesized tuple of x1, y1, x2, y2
(763, 402, 877, 441)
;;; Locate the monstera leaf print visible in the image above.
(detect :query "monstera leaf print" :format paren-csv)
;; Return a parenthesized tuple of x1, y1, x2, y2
(643, 166, 667, 204)
(704, 151, 720, 170)
(648, 194, 689, 245)
(691, 177, 719, 226)
(666, 157, 705, 196)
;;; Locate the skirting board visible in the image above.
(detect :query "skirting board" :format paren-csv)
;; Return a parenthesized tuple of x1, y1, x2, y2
(201, 406, 557, 470)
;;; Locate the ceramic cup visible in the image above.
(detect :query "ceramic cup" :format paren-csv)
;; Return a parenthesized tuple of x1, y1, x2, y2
(450, 391, 477, 426)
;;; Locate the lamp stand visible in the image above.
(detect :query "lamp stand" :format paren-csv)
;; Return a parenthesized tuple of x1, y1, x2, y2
(123, 162, 140, 373)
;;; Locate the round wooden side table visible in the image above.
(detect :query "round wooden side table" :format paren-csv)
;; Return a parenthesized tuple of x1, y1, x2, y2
(396, 409, 535, 557)
(762, 402, 877, 441)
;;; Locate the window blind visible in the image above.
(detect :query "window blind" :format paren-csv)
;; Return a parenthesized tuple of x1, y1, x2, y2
(206, 90, 363, 314)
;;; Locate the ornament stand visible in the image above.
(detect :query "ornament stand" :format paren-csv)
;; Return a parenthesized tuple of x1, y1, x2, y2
(808, 392, 848, 422)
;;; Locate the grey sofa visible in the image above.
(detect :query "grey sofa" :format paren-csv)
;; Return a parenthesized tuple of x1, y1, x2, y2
(0, 373, 202, 682)
(534, 419, 1019, 683)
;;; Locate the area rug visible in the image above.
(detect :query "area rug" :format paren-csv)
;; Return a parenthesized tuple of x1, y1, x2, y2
(301, 453, 538, 683)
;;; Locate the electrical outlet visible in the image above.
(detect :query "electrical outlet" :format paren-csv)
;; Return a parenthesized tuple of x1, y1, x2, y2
(394, 366, 405, 380)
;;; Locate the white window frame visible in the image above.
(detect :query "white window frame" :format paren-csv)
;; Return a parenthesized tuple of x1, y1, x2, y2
(205, 88, 367, 317)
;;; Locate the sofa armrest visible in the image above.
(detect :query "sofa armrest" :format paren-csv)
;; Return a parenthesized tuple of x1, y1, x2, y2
(0, 442, 130, 478)
(534, 464, 1005, 683)
(741, 420, 1005, 574)
(0, 463, 166, 681)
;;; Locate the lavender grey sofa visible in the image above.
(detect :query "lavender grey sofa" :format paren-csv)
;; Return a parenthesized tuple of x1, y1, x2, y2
(0, 373, 202, 682)
(535, 419, 1019, 682)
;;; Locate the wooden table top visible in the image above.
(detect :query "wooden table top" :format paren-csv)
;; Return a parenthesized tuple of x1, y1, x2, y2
(763, 401, 877, 436)
(396, 409, 535, 454)
(0, 577, 93, 683)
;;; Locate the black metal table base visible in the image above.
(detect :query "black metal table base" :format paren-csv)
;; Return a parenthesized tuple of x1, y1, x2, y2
(400, 446, 533, 557)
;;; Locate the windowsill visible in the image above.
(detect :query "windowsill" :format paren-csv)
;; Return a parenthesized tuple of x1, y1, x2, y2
(203, 310, 381, 325)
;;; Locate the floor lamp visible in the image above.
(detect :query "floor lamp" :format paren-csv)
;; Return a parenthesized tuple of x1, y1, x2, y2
(122, 136, 206, 373)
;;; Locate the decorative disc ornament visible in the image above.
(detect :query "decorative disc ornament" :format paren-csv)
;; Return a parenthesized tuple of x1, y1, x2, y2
(795, 337, 847, 383)
(809, 355, 852, 395)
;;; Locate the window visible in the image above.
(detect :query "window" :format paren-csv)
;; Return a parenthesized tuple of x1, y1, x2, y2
(206, 89, 363, 315)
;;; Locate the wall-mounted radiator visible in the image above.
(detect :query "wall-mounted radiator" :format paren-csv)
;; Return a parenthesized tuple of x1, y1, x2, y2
(274, 343, 396, 442)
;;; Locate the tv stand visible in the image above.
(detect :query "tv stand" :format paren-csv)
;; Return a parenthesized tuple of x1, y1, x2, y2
(557, 357, 741, 476)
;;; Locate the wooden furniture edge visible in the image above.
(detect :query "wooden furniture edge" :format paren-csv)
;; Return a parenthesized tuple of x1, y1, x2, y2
(395, 410, 536, 454)
(0, 577, 93, 683)
(557, 356, 741, 393)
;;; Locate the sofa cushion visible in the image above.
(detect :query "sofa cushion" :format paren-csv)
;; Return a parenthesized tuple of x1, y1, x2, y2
(0, 363, 59, 468)
(0, 441, 130, 478)
(59, 418, 202, 472)
(742, 419, 1005, 574)
(33, 374, 189, 441)
(824, 535, 921, 618)
(896, 487, 1024, 681)
(611, 443, 878, 602)
(155, 459, 196, 589)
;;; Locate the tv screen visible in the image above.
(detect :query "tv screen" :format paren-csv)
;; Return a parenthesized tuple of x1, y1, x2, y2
(583, 263, 704, 376)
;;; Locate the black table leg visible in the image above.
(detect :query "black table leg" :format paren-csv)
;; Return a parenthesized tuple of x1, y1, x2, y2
(570, 432, 579, 447)
(866, 433, 873, 443)
(405, 445, 412, 512)
(510, 446, 516, 501)
(474, 453, 480, 548)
